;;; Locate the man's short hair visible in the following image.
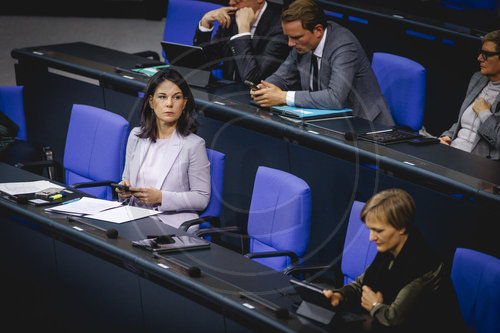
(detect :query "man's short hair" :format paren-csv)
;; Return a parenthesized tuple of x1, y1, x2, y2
(483, 30, 500, 52)
(360, 188, 416, 233)
(281, 0, 328, 31)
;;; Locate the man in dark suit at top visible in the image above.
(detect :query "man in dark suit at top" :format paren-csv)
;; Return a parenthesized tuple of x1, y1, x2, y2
(193, 0, 290, 84)
(251, 0, 395, 126)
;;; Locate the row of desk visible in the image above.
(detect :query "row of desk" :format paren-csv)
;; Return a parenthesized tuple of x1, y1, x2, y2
(10, 42, 500, 266)
(0, 162, 372, 332)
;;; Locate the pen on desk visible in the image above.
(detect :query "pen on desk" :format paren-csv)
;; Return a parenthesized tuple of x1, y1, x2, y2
(365, 129, 393, 135)
(62, 197, 81, 205)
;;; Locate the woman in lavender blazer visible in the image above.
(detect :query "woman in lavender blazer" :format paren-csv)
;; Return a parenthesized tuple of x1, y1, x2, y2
(116, 68, 210, 229)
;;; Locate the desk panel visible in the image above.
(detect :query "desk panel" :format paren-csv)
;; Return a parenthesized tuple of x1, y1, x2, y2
(0, 212, 58, 330)
(54, 241, 143, 332)
(2, 163, 335, 333)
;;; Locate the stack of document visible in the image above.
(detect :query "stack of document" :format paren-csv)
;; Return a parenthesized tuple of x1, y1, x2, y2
(0, 180, 64, 196)
(46, 197, 160, 223)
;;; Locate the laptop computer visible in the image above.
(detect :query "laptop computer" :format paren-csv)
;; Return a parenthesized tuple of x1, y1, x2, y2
(161, 41, 210, 70)
(161, 41, 233, 88)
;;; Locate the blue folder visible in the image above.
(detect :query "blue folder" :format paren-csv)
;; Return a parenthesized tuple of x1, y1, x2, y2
(272, 105, 352, 120)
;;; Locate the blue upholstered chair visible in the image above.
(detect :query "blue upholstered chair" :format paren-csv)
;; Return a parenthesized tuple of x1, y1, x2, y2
(185, 166, 311, 272)
(0, 85, 27, 140)
(244, 166, 311, 272)
(285, 200, 376, 286)
(372, 52, 427, 131)
(64, 104, 129, 200)
(200, 148, 225, 221)
(161, 0, 222, 60)
(179, 148, 225, 235)
(451, 247, 500, 333)
(341, 200, 378, 285)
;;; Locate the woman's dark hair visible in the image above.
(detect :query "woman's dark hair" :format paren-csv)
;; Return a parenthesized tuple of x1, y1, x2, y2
(138, 68, 198, 141)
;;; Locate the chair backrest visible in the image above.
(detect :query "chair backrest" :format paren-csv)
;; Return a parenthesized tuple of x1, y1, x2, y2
(0, 86, 27, 140)
(451, 247, 500, 333)
(161, 0, 222, 59)
(247, 166, 311, 271)
(64, 104, 129, 200)
(372, 52, 427, 131)
(199, 148, 225, 226)
(341, 200, 378, 285)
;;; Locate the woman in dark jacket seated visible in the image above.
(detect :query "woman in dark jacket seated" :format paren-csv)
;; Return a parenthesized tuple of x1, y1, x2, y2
(323, 188, 465, 332)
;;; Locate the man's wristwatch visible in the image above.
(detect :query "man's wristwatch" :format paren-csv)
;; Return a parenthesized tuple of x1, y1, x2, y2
(372, 301, 380, 308)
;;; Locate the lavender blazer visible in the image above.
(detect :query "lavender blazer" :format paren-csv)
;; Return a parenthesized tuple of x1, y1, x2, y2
(122, 127, 211, 228)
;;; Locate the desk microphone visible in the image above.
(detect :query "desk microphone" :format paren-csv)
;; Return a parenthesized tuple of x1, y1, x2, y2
(344, 131, 357, 141)
(306, 124, 357, 141)
(239, 292, 290, 320)
(154, 253, 202, 278)
(67, 217, 119, 239)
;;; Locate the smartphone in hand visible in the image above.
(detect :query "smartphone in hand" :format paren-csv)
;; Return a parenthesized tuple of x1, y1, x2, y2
(110, 183, 130, 192)
(244, 80, 258, 90)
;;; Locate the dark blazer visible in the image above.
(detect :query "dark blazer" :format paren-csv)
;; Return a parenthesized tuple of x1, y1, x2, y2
(441, 72, 500, 160)
(266, 21, 395, 126)
(193, 1, 289, 84)
(337, 228, 465, 333)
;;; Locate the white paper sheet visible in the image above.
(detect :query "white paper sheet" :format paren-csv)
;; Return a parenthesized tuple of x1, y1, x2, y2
(45, 197, 122, 215)
(86, 205, 160, 223)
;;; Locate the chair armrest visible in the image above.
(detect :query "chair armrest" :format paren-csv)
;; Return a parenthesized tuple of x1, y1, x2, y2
(179, 216, 220, 232)
(194, 226, 240, 237)
(71, 180, 115, 189)
(14, 159, 56, 169)
(283, 264, 342, 286)
(245, 250, 300, 267)
(132, 50, 160, 61)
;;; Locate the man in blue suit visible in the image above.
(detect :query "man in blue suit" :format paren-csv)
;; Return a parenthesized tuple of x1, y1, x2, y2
(251, 0, 395, 126)
(193, 0, 290, 84)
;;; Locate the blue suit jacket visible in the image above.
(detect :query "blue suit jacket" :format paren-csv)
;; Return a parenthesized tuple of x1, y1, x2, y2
(266, 21, 395, 126)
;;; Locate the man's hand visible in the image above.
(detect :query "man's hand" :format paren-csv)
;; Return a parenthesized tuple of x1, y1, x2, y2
(472, 97, 491, 115)
(439, 136, 451, 146)
(323, 290, 344, 307)
(235, 7, 260, 33)
(200, 7, 237, 29)
(250, 81, 287, 107)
